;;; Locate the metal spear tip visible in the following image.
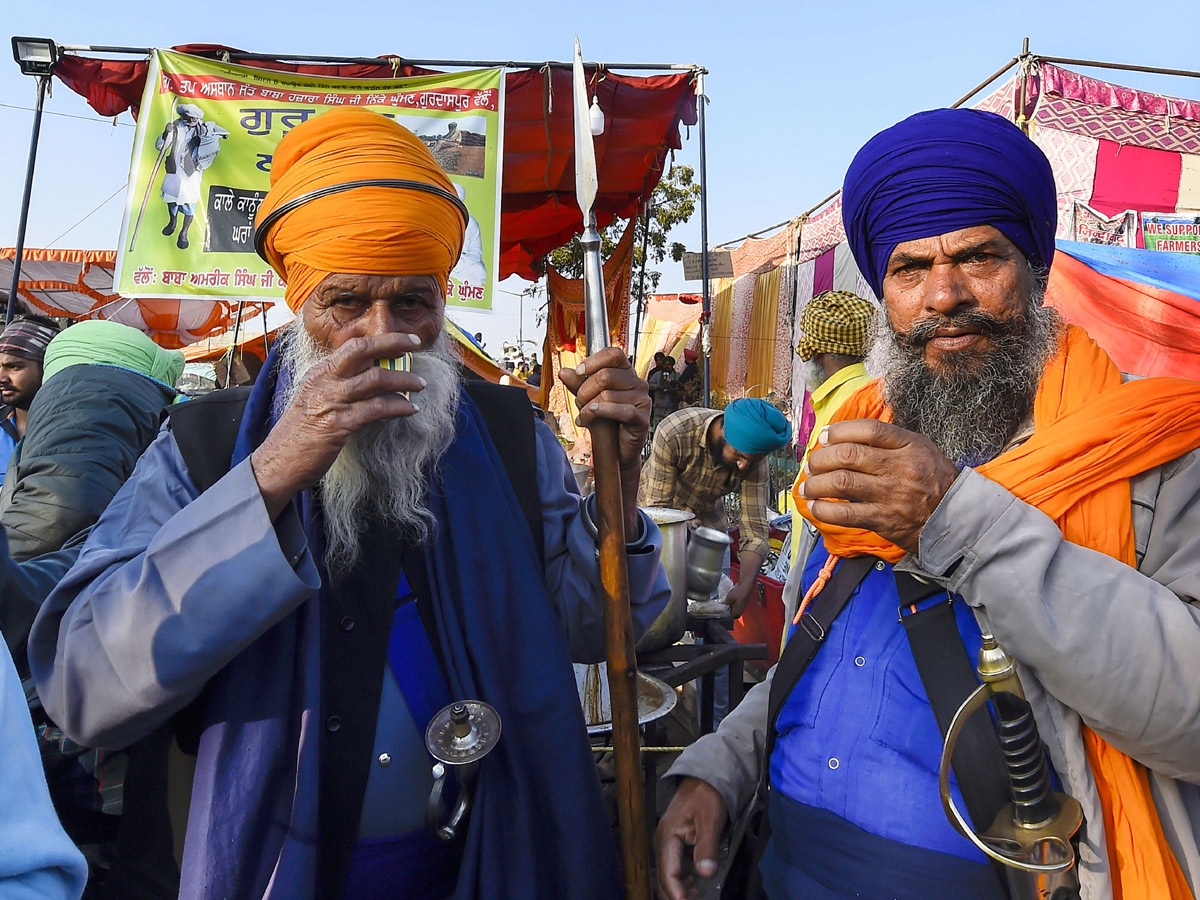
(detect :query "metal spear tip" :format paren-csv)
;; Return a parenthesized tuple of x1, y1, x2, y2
(572, 36, 598, 219)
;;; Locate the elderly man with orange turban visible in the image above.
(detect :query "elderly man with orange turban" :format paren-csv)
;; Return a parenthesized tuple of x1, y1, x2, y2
(658, 108, 1200, 900)
(29, 110, 668, 900)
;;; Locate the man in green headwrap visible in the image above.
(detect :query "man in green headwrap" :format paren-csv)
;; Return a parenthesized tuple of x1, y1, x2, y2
(1, 320, 184, 561)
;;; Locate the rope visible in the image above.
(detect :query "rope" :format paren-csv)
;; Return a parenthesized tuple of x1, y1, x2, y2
(793, 553, 839, 624)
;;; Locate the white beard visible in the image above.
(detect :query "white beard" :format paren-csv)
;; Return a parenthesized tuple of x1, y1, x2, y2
(278, 320, 462, 575)
(801, 358, 828, 393)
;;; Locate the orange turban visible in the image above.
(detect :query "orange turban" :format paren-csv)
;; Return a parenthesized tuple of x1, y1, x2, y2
(254, 108, 468, 312)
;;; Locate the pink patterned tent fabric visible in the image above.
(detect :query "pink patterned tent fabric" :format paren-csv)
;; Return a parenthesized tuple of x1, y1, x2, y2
(729, 223, 795, 279)
(725, 275, 757, 397)
(971, 62, 1200, 235)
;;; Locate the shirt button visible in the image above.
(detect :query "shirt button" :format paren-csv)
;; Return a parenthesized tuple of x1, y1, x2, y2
(828, 757, 840, 770)
(874, 560, 885, 571)
(340, 616, 355, 631)
(378, 753, 392, 768)
(854, 656, 866, 667)
(326, 716, 341, 733)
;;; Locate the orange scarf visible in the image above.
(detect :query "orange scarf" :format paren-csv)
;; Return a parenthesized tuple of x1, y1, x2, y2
(793, 325, 1200, 899)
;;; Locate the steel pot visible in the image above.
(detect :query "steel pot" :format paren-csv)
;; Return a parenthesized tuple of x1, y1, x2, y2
(635, 506, 694, 652)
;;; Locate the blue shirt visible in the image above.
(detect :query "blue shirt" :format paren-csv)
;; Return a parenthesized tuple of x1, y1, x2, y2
(0, 413, 18, 486)
(769, 539, 986, 861)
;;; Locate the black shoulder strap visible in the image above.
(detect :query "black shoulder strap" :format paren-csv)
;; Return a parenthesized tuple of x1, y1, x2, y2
(166, 386, 252, 492)
(766, 554, 876, 758)
(896, 573, 1010, 836)
(726, 554, 874, 900)
(463, 380, 544, 566)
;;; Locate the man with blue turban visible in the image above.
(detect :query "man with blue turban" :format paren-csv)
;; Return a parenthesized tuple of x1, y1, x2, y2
(657, 108, 1200, 900)
(640, 398, 792, 621)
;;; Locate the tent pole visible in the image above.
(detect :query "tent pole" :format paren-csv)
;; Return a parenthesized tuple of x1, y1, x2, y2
(6, 75, 51, 326)
(1016, 38, 1032, 134)
(226, 301, 245, 387)
(261, 302, 270, 357)
(1037, 56, 1200, 81)
(948, 57, 1020, 110)
(697, 73, 711, 408)
(631, 198, 652, 363)
(55, 44, 704, 74)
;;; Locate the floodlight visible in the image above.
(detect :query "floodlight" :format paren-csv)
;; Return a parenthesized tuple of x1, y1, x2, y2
(12, 37, 58, 77)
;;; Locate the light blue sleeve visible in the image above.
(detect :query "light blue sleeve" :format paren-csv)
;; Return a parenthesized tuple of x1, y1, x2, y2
(0, 641, 86, 899)
(534, 420, 671, 663)
(28, 427, 322, 750)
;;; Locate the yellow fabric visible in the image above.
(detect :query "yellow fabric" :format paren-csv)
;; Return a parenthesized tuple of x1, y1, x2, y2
(635, 317, 671, 377)
(709, 279, 734, 400)
(788, 362, 873, 566)
(254, 109, 466, 312)
(794, 325, 1200, 899)
(666, 323, 700, 369)
(745, 268, 781, 398)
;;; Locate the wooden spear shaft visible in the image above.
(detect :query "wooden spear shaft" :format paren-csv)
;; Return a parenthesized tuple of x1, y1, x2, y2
(581, 227, 652, 900)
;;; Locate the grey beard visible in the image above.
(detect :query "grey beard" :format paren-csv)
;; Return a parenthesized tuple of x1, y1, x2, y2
(866, 276, 1061, 468)
(279, 320, 462, 575)
(802, 358, 828, 393)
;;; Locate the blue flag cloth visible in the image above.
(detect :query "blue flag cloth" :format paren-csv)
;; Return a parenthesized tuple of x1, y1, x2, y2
(842, 107, 1058, 297)
(181, 343, 622, 900)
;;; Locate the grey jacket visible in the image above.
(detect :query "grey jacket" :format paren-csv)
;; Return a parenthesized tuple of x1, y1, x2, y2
(665, 449, 1200, 900)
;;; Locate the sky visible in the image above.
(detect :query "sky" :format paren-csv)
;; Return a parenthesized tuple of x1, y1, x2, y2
(2, 0, 1199, 349)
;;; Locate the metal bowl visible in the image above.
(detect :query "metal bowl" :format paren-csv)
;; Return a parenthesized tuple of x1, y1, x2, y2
(575, 663, 678, 735)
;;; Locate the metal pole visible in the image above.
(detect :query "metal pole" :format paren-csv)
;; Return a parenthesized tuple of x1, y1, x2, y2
(696, 72, 711, 408)
(6, 75, 50, 326)
(948, 57, 1020, 110)
(225, 300, 245, 387)
(630, 199, 652, 363)
(1017, 38, 1032, 135)
(56, 44, 704, 74)
(261, 301, 270, 357)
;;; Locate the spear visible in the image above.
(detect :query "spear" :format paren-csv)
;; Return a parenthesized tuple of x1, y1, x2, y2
(573, 36, 651, 900)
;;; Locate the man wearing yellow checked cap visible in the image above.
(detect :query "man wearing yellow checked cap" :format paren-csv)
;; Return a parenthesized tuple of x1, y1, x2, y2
(30, 109, 669, 900)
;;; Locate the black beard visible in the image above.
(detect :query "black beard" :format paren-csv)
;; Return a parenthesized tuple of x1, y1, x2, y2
(870, 303, 1061, 468)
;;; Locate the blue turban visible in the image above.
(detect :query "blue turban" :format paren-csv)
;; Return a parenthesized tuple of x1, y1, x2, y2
(722, 399, 791, 455)
(841, 108, 1057, 297)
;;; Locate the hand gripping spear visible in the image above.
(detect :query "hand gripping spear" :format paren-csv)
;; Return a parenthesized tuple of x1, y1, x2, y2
(573, 37, 652, 900)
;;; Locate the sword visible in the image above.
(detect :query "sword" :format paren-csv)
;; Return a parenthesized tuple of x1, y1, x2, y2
(573, 36, 651, 900)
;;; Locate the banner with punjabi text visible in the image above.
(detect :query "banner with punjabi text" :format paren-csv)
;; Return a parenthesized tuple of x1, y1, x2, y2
(114, 50, 505, 310)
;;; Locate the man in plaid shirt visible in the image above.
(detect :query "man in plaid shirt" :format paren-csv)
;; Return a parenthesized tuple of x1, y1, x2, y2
(639, 399, 791, 618)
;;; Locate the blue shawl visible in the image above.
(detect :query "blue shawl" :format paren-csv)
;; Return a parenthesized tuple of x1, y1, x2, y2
(178, 346, 622, 900)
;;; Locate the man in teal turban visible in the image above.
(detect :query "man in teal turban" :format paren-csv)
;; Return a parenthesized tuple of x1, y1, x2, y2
(640, 398, 792, 620)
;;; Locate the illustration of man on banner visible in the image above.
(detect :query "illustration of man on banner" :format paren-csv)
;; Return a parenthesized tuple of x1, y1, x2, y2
(449, 184, 487, 287)
(156, 103, 229, 249)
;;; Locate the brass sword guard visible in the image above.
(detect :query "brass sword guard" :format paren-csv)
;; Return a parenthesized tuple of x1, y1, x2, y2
(938, 634, 1083, 878)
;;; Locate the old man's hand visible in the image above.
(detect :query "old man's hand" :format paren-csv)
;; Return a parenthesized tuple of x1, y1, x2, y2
(655, 777, 727, 900)
(250, 332, 427, 519)
(802, 419, 960, 555)
(557, 348, 651, 474)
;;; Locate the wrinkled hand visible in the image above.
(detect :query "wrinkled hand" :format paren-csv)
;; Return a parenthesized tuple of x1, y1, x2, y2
(724, 579, 754, 620)
(655, 778, 727, 900)
(801, 419, 959, 555)
(557, 347, 650, 473)
(250, 332, 426, 519)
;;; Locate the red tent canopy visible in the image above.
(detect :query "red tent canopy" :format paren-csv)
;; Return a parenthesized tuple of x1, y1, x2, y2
(53, 45, 698, 279)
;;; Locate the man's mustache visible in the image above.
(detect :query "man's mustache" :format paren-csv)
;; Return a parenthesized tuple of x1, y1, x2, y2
(897, 309, 1018, 349)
